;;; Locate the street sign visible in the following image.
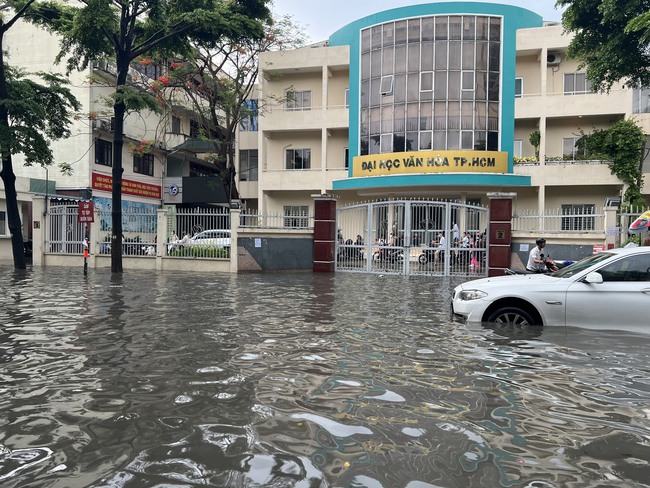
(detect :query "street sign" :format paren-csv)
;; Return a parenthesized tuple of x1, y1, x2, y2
(78, 201, 94, 223)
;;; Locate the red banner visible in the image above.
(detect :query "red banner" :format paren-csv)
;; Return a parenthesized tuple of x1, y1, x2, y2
(78, 201, 94, 223)
(92, 173, 161, 200)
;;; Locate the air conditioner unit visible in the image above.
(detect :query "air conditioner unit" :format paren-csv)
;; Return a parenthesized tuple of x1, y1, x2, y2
(547, 53, 562, 66)
(92, 119, 111, 131)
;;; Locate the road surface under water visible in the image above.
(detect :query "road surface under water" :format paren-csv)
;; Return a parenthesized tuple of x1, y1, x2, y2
(0, 266, 649, 487)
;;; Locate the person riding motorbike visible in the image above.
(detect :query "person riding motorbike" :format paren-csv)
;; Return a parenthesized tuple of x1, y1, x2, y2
(526, 237, 552, 272)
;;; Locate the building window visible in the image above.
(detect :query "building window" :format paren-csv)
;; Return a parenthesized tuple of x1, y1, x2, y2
(171, 115, 181, 134)
(133, 153, 154, 176)
(515, 77, 523, 98)
(633, 88, 650, 113)
(562, 204, 595, 231)
(239, 149, 258, 181)
(345, 88, 350, 108)
(190, 119, 201, 138)
(240, 99, 259, 131)
(513, 139, 523, 157)
(381, 75, 394, 95)
(562, 137, 586, 159)
(284, 205, 309, 228)
(286, 148, 311, 169)
(0, 210, 6, 235)
(420, 71, 433, 92)
(564, 73, 592, 95)
(344, 147, 350, 169)
(95, 139, 113, 166)
(285, 90, 311, 111)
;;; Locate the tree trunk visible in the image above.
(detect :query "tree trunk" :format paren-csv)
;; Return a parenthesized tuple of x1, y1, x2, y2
(110, 56, 129, 273)
(0, 33, 26, 269)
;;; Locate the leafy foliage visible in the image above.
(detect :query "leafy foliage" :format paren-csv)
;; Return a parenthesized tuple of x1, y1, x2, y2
(559, 0, 650, 91)
(168, 245, 230, 258)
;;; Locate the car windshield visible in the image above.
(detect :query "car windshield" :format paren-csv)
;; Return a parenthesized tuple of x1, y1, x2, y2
(551, 252, 615, 278)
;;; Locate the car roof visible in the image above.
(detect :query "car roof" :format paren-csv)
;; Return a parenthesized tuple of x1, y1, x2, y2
(603, 246, 650, 256)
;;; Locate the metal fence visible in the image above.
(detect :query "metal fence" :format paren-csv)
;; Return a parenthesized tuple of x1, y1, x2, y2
(97, 207, 158, 256)
(512, 207, 605, 233)
(618, 206, 649, 245)
(239, 209, 314, 229)
(48, 205, 87, 254)
(165, 206, 230, 258)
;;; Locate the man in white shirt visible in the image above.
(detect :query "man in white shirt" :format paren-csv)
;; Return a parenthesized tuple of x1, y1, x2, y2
(526, 237, 547, 272)
(434, 233, 446, 264)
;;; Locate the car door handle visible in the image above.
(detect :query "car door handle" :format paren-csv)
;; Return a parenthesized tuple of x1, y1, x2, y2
(545, 300, 563, 305)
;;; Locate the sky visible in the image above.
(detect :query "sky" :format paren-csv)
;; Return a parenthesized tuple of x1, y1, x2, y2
(270, 0, 567, 43)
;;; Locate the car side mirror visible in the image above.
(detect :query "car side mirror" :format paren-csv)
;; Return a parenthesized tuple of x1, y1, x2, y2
(583, 272, 604, 284)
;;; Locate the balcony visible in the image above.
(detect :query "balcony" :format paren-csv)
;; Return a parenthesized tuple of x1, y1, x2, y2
(513, 159, 621, 186)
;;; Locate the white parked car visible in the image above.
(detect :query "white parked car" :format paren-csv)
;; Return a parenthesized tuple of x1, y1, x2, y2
(452, 246, 650, 329)
(168, 229, 231, 251)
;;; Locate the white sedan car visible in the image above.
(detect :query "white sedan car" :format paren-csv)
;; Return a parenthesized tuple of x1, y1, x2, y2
(452, 246, 650, 329)
(168, 229, 231, 251)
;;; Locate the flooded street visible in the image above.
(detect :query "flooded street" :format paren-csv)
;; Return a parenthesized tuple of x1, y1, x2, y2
(1, 266, 649, 488)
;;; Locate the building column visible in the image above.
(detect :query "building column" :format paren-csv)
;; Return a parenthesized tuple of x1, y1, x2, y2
(312, 194, 338, 272)
(31, 196, 45, 267)
(229, 205, 240, 273)
(487, 192, 516, 277)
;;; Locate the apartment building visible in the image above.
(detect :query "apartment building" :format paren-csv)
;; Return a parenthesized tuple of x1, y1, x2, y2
(243, 2, 650, 231)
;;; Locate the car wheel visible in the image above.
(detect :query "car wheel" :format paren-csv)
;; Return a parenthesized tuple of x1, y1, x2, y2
(487, 307, 535, 326)
(418, 254, 428, 264)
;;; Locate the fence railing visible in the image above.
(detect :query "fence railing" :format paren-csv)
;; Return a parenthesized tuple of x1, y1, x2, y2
(239, 210, 314, 230)
(97, 208, 158, 256)
(512, 208, 605, 233)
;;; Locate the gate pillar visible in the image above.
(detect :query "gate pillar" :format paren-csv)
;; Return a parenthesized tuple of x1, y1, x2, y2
(312, 194, 338, 273)
(487, 192, 516, 277)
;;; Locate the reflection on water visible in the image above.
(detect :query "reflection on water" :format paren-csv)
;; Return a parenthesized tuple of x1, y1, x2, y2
(1, 266, 649, 488)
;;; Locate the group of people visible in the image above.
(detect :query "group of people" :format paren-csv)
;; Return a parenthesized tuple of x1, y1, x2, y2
(431, 227, 486, 266)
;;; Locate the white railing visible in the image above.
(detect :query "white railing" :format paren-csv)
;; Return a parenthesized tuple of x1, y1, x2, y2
(97, 207, 158, 256)
(239, 210, 313, 230)
(512, 208, 605, 233)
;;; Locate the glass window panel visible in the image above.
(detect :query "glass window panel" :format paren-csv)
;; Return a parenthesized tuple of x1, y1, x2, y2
(407, 103, 419, 131)
(303, 91, 311, 108)
(381, 133, 393, 152)
(361, 80, 370, 108)
(393, 133, 405, 152)
(420, 71, 434, 92)
(409, 18, 422, 42)
(462, 41, 475, 69)
(433, 131, 446, 149)
(476, 17, 489, 40)
(449, 16, 462, 39)
(489, 18, 501, 41)
(362, 28, 371, 53)
(489, 42, 500, 72)
(564, 73, 575, 93)
(475, 71, 487, 100)
(475, 102, 487, 130)
(420, 101, 432, 129)
(421, 42, 434, 71)
(381, 106, 393, 133)
(394, 104, 406, 132)
(488, 102, 499, 131)
(382, 47, 394, 75)
(408, 44, 420, 72)
(448, 101, 460, 129)
(435, 41, 448, 70)
(394, 74, 406, 103)
(513, 139, 523, 157)
(420, 131, 432, 150)
(474, 131, 487, 150)
(434, 71, 448, 100)
(371, 78, 381, 106)
(372, 25, 382, 49)
(462, 101, 473, 129)
(383, 23, 394, 47)
(563, 137, 577, 157)
(435, 16, 448, 40)
(463, 16, 476, 40)
(395, 20, 407, 45)
(487, 131, 498, 150)
(476, 42, 488, 70)
(370, 135, 381, 154)
(406, 131, 418, 151)
(434, 101, 447, 129)
(361, 52, 371, 80)
(449, 41, 462, 70)
(370, 107, 381, 134)
(361, 110, 369, 136)
(461, 131, 473, 149)
(515, 77, 523, 97)
(448, 71, 461, 100)
(462, 71, 474, 90)
(361, 137, 369, 155)
(488, 71, 499, 101)
(419, 17, 432, 42)
(394, 45, 407, 73)
(576, 73, 586, 92)
(447, 130, 460, 149)
(371, 50, 382, 78)
(407, 73, 419, 101)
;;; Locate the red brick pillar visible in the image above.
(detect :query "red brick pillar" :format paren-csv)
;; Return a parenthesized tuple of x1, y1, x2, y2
(487, 192, 516, 277)
(313, 194, 338, 273)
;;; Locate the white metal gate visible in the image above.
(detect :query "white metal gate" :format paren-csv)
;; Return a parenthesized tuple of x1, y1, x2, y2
(336, 199, 489, 277)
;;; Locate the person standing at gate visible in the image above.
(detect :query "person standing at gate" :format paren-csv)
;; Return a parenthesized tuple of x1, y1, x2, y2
(434, 232, 446, 265)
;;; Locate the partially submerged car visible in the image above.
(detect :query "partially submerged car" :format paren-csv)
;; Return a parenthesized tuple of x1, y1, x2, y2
(168, 229, 231, 252)
(452, 246, 650, 330)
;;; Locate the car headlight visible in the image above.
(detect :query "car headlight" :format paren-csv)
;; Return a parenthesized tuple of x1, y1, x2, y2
(458, 289, 488, 301)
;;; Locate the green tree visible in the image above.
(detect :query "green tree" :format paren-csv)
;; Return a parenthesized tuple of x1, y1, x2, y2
(164, 14, 306, 200)
(529, 129, 540, 160)
(30, 0, 270, 273)
(0, 1, 81, 270)
(558, 0, 650, 91)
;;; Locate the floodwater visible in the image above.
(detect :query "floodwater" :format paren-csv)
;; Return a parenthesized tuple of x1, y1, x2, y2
(1, 267, 649, 488)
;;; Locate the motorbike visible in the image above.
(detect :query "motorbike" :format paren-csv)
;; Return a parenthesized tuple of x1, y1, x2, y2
(504, 255, 560, 275)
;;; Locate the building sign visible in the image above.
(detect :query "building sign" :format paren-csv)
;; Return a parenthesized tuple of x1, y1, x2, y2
(78, 201, 94, 223)
(352, 150, 508, 177)
(92, 173, 161, 199)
